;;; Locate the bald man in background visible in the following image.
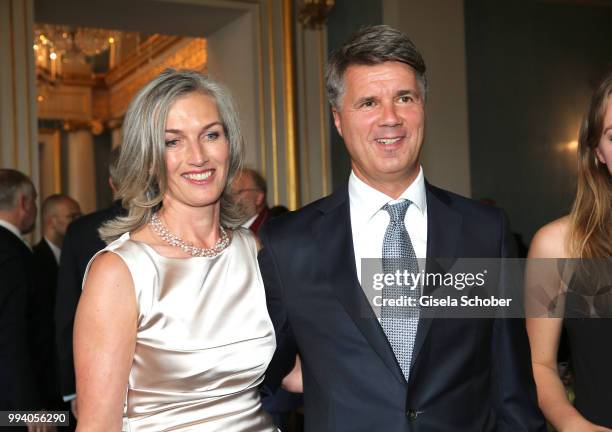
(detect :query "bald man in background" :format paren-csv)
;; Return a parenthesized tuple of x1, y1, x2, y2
(31, 195, 81, 417)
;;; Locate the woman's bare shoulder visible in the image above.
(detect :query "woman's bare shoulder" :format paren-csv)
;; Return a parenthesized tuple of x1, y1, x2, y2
(529, 216, 570, 258)
(84, 250, 134, 297)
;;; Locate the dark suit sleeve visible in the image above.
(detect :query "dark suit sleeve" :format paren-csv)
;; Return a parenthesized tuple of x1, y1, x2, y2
(0, 254, 40, 409)
(491, 211, 546, 431)
(258, 226, 298, 393)
(55, 225, 81, 397)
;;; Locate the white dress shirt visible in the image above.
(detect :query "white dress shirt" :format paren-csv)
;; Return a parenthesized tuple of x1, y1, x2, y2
(349, 167, 428, 284)
(241, 213, 258, 229)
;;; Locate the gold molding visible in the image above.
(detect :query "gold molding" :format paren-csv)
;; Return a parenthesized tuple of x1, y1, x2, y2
(108, 38, 206, 118)
(267, 0, 280, 205)
(282, 0, 299, 209)
(256, 3, 267, 180)
(23, 0, 33, 176)
(318, 29, 329, 196)
(38, 128, 62, 195)
(9, 0, 18, 168)
(53, 129, 61, 193)
(299, 28, 311, 202)
(38, 128, 63, 193)
(105, 35, 183, 87)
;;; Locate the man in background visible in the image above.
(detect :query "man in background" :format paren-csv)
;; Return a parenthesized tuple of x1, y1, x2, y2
(231, 168, 270, 233)
(0, 169, 55, 431)
(30, 194, 80, 419)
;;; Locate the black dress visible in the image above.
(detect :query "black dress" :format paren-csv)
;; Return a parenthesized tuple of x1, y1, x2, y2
(564, 266, 612, 427)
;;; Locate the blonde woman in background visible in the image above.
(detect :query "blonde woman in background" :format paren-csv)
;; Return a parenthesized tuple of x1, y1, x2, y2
(74, 69, 277, 431)
(527, 73, 612, 431)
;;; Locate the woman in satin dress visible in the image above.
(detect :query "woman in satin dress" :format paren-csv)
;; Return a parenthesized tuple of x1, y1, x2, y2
(73, 69, 277, 432)
(526, 73, 612, 431)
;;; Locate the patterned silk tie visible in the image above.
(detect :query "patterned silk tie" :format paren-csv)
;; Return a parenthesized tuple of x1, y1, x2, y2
(381, 200, 420, 381)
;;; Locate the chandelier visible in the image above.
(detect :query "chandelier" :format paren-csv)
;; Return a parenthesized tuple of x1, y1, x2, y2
(34, 24, 119, 80)
(297, 0, 335, 29)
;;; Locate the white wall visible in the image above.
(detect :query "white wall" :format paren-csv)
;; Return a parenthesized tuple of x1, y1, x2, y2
(207, 10, 260, 169)
(383, 0, 471, 197)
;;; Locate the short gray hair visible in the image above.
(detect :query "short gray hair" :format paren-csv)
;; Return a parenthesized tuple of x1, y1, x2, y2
(100, 69, 244, 243)
(241, 168, 267, 197)
(0, 169, 34, 211)
(326, 25, 428, 108)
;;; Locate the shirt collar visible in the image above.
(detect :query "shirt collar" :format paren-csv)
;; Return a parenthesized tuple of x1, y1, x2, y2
(242, 213, 259, 229)
(0, 219, 29, 248)
(348, 166, 427, 226)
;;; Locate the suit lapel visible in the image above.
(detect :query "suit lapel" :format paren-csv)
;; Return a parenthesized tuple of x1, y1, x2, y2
(313, 186, 406, 386)
(409, 183, 463, 374)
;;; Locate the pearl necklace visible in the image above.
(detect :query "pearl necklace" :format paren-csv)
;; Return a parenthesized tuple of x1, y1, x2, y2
(149, 213, 231, 257)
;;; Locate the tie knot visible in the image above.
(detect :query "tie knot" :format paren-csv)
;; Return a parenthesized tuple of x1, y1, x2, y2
(383, 200, 411, 223)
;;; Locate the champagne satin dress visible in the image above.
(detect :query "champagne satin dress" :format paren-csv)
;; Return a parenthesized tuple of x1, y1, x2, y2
(86, 229, 277, 431)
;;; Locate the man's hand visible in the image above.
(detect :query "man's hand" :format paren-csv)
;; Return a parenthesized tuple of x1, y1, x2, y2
(71, 398, 78, 419)
(281, 355, 303, 393)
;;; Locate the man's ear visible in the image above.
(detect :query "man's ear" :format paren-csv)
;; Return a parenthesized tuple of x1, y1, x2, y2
(18, 192, 28, 213)
(332, 107, 343, 138)
(255, 191, 265, 208)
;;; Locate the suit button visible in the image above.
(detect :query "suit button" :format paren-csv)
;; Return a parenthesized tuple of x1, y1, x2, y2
(406, 409, 418, 421)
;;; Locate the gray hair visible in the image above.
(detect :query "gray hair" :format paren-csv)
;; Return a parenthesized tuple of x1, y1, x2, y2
(100, 69, 244, 243)
(325, 25, 428, 108)
(0, 169, 34, 211)
(241, 168, 267, 197)
(108, 145, 121, 188)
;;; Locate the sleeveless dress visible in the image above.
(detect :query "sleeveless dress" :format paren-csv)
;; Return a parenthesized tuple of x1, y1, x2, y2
(85, 229, 277, 431)
(563, 270, 612, 427)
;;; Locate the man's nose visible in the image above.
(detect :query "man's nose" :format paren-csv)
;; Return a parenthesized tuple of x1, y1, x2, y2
(379, 102, 401, 127)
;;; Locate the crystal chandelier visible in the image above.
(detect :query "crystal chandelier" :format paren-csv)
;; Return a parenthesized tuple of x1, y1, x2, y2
(33, 24, 119, 80)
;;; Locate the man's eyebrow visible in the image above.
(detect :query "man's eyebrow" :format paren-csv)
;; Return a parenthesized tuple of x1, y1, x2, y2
(396, 89, 420, 97)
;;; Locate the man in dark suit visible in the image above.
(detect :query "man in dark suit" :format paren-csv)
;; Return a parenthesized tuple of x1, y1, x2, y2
(258, 26, 545, 431)
(55, 147, 124, 417)
(30, 194, 80, 416)
(0, 169, 41, 417)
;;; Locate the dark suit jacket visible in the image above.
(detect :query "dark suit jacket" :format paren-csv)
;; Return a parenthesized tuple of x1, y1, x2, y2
(30, 239, 62, 408)
(258, 183, 545, 432)
(55, 202, 124, 397)
(0, 226, 40, 410)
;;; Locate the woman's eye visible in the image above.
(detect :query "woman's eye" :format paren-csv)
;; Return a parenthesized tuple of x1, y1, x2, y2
(165, 139, 179, 147)
(204, 132, 220, 141)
